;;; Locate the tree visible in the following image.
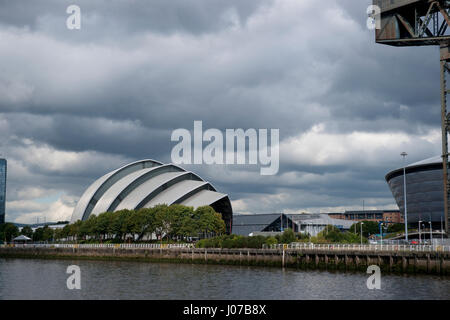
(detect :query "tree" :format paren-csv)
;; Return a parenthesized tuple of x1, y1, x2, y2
(59, 224, 71, 240)
(153, 205, 172, 241)
(0, 223, 19, 242)
(169, 205, 195, 239)
(350, 221, 379, 238)
(317, 225, 343, 242)
(21, 226, 33, 238)
(95, 211, 113, 240)
(101, 211, 118, 239)
(129, 208, 156, 241)
(68, 220, 83, 241)
(80, 215, 98, 240)
(280, 228, 296, 244)
(193, 206, 226, 237)
(265, 236, 278, 246)
(42, 225, 54, 242)
(109, 209, 134, 240)
(54, 228, 64, 241)
(387, 223, 404, 233)
(33, 227, 44, 242)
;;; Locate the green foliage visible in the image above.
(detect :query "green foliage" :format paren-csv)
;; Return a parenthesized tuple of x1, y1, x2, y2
(42, 225, 54, 241)
(169, 205, 196, 238)
(387, 223, 404, 233)
(80, 215, 98, 239)
(265, 236, 278, 246)
(349, 221, 379, 238)
(193, 206, 226, 236)
(312, 225, 368, 244)
(131, 208, 156, 240)
(153, 204, 172, 240)
(0, 223, 19, 242)
(32, 225, 54, 242)
(279, 228, 296, 244)
(55, 205, 226, 243)
(20, 226, 33, 238)
(197, 234, 279, 249)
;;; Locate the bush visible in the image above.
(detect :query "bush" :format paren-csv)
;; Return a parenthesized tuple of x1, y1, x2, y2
(264, 236, 277, 246)
(279, 229, 296, 243)
(195, 234, 272, 249)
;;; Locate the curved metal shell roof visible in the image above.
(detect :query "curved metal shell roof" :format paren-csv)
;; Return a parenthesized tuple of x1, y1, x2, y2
(70, 160, 233, 233)
(385, 155, 442, 182)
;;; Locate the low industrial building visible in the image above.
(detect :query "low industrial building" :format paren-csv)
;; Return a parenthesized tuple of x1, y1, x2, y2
(232, 213, 355, 237)
(328, 210, 403, 224)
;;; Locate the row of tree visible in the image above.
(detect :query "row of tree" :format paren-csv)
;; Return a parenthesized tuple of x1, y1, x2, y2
(0, 223, 19, 242)
(1, 221, 74, 243)
(58, 204, 226, 242)
(2, 205, 225, 243)
(348, 221, 404, 238)
(196, 229, 305, 248)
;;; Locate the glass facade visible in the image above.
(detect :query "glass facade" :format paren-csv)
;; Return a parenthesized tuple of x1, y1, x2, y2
(0, 159, 6, 224)
(386, 164, 444, 225)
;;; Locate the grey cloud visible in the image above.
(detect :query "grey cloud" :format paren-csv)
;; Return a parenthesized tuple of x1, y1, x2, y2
(0, 0, 274, 40)
(0, 0, 443, 222)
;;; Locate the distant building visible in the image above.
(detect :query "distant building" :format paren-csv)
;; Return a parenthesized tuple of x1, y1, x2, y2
(385, 155, 446, 228)
(0, 159, 6, 225)
(232, 213, 356, 237)
(328, 210, 403, 224)
(71, 159, 233, 234)
(15, 221, 69, 232)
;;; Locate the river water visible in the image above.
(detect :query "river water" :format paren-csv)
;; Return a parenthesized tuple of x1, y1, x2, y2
(0, 258, 449, 300)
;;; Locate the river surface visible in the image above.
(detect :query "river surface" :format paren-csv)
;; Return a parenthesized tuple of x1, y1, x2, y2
(0, 258, 449, 299)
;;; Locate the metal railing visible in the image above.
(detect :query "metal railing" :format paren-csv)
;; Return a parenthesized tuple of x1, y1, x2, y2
(264, 243, 450, 253)
(0, 243, 195, 249)
(1, 242, 448, 252)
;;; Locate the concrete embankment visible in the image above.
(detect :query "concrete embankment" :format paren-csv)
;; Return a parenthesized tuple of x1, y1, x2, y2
(1, 246, 449, 275)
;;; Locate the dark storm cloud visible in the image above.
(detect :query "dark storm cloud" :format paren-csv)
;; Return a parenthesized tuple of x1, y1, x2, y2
(1, 113, 173, 160)
(0, 0, 443, 221)
(0, 0, 274, 38)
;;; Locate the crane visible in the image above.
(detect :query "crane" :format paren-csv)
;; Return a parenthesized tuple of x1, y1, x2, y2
(372, 0, 450, 235)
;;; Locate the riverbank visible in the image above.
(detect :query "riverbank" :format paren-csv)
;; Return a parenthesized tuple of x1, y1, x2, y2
(1, 245, 449, 275)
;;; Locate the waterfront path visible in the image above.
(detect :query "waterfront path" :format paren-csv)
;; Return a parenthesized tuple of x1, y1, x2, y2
(1, 242, 449, 275)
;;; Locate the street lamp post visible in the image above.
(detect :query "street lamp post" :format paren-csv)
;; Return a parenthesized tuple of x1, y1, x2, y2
(360, 222, 364, 245)
(280, 213, 283, 232)
(429, 221, 433, 244)
(418, 220, 422, 244)
(308, 224, 311, 244)
(401, 152, 409, 242)
(380, 223, 383, 246)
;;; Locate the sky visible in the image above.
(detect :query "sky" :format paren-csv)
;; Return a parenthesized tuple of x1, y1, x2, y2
(0, 0, 443, 224)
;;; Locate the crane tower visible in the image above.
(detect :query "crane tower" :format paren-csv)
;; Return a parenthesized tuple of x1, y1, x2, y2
(373, 0, 450, 235)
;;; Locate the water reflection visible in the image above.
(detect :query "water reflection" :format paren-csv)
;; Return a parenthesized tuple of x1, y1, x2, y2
(0, 258, 449, 300)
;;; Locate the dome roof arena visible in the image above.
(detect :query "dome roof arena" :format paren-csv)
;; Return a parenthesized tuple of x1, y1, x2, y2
(71, 159, 233, 233)
(385, 156, 444, 225)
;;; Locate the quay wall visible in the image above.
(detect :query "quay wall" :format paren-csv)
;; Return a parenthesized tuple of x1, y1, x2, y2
(0, 246, 449, 275)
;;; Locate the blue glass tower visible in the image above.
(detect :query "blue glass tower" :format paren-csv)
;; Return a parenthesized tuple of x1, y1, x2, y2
(0, 159, 6, 224)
